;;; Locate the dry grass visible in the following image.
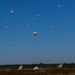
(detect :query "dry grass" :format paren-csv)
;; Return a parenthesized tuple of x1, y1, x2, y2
(0, 68, 75, 75)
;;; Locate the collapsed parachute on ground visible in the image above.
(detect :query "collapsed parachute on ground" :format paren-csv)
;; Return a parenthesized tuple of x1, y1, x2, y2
(18, 65, 22, 70)
(57, 63, 63, 68)
(33, 66, 38, 70)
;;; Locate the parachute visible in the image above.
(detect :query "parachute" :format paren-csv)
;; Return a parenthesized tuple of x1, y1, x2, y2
(18, 65, 23, 70)
(33, 17, 36, 20)
(12, 42, 16, 49)
(10, 10, 14, 14)
(51, 26, 55, 29)
(5, 26, 8, 29)
(33, 32, 38, 36)
(12, 42, 16, 45)
(37, 14, 39, 17)
(33, 66, 38, 70)
(27, 23, 30, 26)
(50, 26, 56, 37)
(6, 22, 8, 24)
(57, 63, 63, 68)
(58, 5, 60, 8)
(33, 32, 38, 45)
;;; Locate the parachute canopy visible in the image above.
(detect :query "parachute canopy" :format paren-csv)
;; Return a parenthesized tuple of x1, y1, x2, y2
(51, 26, 55, 29)
(27, 23, 30, 26)
(18, 65, 22, 70)
(12, 42, 16, 45)
(37, 14, 39, 16)
(57, 63, 63, 68)
(5, 26, 8, 28)
(33, 32, 38, 36)
(10, 10, 14, 14)
(58, 5, 60, 8)
(6, 22, 8, 24)
(33, 66, 38, 70)
(33, 17, 36, 19)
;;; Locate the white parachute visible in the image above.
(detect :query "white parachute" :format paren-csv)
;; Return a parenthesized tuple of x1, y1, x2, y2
(51, 26, 55, 29)
(57, 63, 63, 68)
(6, 22, 8, 24)
(33, 66, 38, 70)
(12, 42, 16, 45)
(10, 10, 14, 14)
(58, 5, 60, 8)
(33, 32, 38, 45)
(5, 26, 8, 28)
(37, 14, 39, 17)
(33, 17, 36, 20)
(27, 23, 30, 26)
(33, 32, 38, 36)
(18, 65, 23, 70)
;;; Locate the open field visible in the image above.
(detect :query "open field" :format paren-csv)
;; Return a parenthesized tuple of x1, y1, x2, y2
(0, 68, 75, 75)
(0, 63, 75, 75)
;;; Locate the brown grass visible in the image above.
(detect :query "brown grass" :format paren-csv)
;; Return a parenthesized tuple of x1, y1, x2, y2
(0, 68, 75, 75)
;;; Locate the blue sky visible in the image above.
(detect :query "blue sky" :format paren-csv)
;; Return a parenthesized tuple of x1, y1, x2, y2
(0, 0, 75, 64)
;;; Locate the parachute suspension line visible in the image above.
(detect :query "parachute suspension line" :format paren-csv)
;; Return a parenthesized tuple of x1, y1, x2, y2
(5, 21, 8, 31)
(33, 36, 37, 45)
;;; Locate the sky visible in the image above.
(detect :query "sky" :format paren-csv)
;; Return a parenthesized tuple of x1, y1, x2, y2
(0, 0, 75, 65)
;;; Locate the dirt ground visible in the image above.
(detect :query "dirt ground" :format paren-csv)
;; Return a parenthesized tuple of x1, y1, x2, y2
(0, 68, 75, 75)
